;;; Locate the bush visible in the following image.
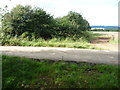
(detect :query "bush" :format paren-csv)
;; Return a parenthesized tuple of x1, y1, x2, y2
(1, 5, 91, 43)
(2, 5, 55, 39)
(54, 11, 91, 39)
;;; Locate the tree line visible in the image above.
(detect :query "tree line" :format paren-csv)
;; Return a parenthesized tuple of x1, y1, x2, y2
(1, 4, 91, 40)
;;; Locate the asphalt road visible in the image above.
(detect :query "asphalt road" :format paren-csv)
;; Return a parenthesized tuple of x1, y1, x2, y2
(0, 46, 119, 65)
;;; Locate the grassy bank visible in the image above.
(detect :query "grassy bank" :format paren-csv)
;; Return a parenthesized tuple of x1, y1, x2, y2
(2, 37, 95, 49)
(109, 39, 120, 44)
(1, 32, 104, 50)
(2, 55, 119, 88)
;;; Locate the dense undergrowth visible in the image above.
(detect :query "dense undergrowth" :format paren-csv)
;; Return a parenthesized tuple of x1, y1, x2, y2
(1, 32, 104, 50)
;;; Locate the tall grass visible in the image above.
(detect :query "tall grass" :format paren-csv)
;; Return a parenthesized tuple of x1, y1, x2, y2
(1, 37, 98, 49)
(1, 32, 103, 50)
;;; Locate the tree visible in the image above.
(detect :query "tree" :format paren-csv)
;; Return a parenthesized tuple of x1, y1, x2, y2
(2, 5, 55, 39)
(2, 5, 91, 40)
(66, 11, 90, 31)
(54, 11, 91, 38)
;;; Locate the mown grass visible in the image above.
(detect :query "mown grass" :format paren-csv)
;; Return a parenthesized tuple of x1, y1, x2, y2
(91, 33, 108, 38)
(109, 39, 120, 44)
(2, 55, 119, 88)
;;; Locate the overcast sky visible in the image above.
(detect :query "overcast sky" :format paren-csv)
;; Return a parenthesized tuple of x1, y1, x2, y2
(0, 0, 119, 26)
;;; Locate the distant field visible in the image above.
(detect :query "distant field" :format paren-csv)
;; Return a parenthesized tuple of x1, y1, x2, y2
(91, 31, 118, 51)
(92, 31, 118, 40)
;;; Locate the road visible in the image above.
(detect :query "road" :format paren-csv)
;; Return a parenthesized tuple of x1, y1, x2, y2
(0, 46, 118, 65)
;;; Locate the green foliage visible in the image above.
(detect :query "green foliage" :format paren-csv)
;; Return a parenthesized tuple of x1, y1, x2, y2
(1, 36, 103, 50)
(2, 5, 91, 41)
(2, 5, 55, 39)
(54, 11, 91, 38)
(2, 55, 119, 88)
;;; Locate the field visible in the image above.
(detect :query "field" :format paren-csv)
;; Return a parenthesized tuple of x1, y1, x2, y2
(2, 55, 119, 88)
(90, 31, 118, 51)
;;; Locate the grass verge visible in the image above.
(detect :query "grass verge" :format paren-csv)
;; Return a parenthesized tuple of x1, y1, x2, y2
(2, 55, 119, 88)
(1, 32, 105, 50)
(109, 39, 119, 44)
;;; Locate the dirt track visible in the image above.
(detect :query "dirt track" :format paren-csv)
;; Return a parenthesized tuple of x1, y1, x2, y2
(92, 31, 118, 39)
(91, 31, 118, 51)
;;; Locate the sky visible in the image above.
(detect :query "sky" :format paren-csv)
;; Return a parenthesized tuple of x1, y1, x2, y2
(0, 0, 119, 26)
